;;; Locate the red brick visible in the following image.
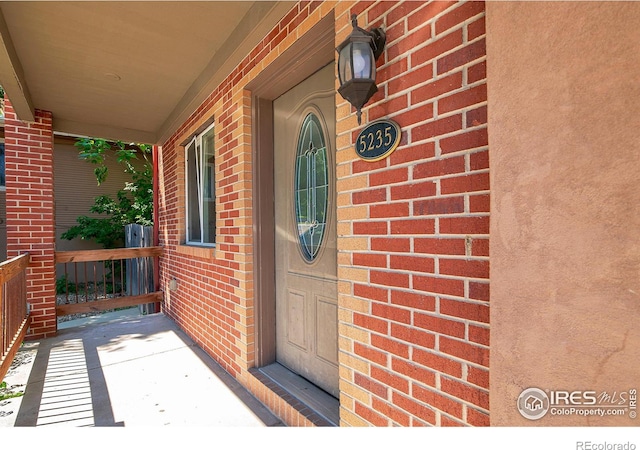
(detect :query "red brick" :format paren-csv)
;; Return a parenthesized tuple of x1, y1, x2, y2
(441, 415, 465, 426)
(371, 366, 409, 394)
(441, 377, 489, 409)
(352, 187, 386, 204)
(390, 180, 436, 200)
(469, 324, 490, 347)
(469, 194, 490, 213)
(414, 238, 465, 255)
(370, 202, 410, 219)
(467, 407, 490, 426)
(470, 149, 489, 171)
(390, 323, 436, 349)
(414, 312, 465, 338)
(413, 347, 462, 378)
(435, 1, 485, 35)
(390, 142, 436, 165)
(390, 218, 435, 235)
(371, 237, 411, 253)
(388, 1, 430, 28)
(439, 216, 489, 235)
(355, 402, 389, 426)
(370, 270, 410, 289)
(391, 357, 436, 387)
(472, 238, 489, 256)
(415, 196, 465, 215)
(440, 128, 488, 154)
(380, 21, 405, 52)
(411, 28, 463, 68)
(440, 337, 489, 367)
(387, 62, 435, 94)
(467, 105, 488, 128)
(467, 15, 486, 41)
(390, 290, 436, 311)
(353, 220, 388, 235)
(437, 38, 486, 75)
(439, 258, 489, 279)
(372, 302, 412, 324)
(354, 283, 389, 303)
(469, 281, 490, 301)
(354, 313, 389, 334)
(393, 103, 434, 127)
(354, 372, 388, 398)
(440, 298, 490, 323)
(413, 155, 465, 179)
(392, 392, 436, 425)
(407, 1, 457, 30)
(413, 114, 462, 142)
(353, 252, 387, 268)
(413, 384, 463, 418)
(286, 6, 309, 34)
(413, 274, 465, 297)
(371, 334, 410, 359)
(468, 366, 490, 389)
(370, 93, 409, 121)
(439, 84, 487, 115)
(387, 21, 433, 62)
(353, 157, 387, 174)
(468, 60, 487, 84)
(369, 167, 408, 187)
(389, 255, 434, 273)
(372, 397, 411, 426)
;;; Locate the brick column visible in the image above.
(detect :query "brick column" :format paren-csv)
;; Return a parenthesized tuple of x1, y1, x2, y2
(4, 99, 57, 339)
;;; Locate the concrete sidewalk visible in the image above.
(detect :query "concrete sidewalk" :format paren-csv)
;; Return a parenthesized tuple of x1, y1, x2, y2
(0, 310, 283, 427)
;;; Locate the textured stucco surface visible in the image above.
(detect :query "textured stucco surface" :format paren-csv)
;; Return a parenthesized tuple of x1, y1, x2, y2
(487, 1, 640, 425)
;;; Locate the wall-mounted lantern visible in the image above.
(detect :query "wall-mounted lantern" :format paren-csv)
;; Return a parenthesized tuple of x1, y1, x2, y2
(336, 14, 386, 125)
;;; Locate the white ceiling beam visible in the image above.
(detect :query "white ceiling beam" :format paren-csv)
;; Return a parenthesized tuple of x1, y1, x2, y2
(53, 118, 157, 145)
(0, 6, 35, 122)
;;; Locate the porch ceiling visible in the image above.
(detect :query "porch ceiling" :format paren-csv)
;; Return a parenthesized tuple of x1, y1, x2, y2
(0, 1, 294, 144)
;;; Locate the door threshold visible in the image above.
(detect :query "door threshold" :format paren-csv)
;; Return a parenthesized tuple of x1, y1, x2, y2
(251, 362, 339, 426)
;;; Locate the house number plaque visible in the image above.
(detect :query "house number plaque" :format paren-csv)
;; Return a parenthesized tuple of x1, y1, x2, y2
(354, 119, 401, 162)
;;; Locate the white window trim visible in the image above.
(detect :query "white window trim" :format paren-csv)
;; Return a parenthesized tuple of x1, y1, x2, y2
(185, 123, 215, 247)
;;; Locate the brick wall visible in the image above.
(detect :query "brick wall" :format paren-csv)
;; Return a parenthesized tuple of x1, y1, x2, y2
(4, 99, 57, 339)
(158, 0, 488, 426)
(158, 88, 255, 378)
(335, 1, 489, 426)
(158, 1, 334, 383)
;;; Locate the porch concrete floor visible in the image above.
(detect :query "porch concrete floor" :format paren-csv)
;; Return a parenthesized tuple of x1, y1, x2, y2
(0, 310, 283, 427)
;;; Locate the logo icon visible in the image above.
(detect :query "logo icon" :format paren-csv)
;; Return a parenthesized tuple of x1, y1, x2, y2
(518, 387, 550, 420)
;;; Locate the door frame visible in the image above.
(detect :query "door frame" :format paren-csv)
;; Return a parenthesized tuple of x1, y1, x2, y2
(248, 12, 335, 367)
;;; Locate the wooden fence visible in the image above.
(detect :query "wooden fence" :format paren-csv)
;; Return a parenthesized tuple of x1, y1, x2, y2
(55, 247, 163, 316)
(0, 253, 31, 383)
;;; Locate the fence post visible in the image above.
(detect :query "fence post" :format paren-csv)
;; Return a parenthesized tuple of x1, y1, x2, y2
(125, 224, 156, 314)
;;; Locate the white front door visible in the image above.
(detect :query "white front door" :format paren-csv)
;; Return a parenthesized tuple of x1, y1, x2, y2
(273, 63, 338, 397)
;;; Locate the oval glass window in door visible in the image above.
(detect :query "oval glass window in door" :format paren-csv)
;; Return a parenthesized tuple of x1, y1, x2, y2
(294, 112, 329, 262)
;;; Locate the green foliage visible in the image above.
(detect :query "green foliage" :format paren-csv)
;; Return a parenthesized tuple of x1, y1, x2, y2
(61, 138, 153, 248)
(56, 275, 77, 295)
(0, 381, 24, 401)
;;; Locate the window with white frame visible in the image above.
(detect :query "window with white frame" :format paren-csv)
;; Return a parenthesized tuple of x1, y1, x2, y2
(185, 123, 215, 246)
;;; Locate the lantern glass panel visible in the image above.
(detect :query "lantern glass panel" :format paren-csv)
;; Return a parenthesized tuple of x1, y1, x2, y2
(338, 44, 352, 83)
(352, 41, 373, 79)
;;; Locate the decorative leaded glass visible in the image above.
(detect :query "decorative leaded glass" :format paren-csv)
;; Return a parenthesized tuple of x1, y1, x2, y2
(294, 113, 329, 262)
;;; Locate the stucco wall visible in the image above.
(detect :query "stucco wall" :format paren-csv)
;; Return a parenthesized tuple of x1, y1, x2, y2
(487, 2, 640, 425)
